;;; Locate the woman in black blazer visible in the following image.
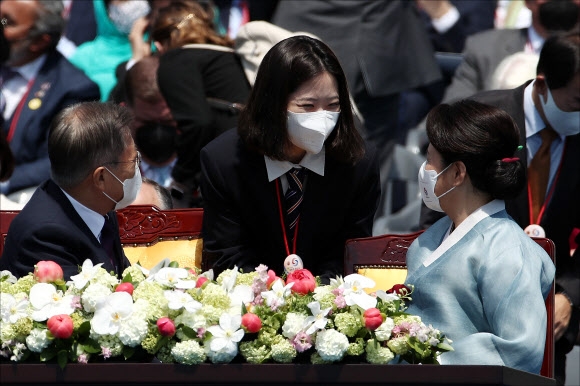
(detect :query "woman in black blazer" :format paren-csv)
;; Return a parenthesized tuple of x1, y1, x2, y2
(152, 2, 250, 206)
(200, 36, 381, 282)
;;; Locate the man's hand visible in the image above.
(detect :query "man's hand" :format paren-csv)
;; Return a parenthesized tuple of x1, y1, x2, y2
(129, 16, 151, 63)
(554, 293, 573, 340)
(415, 0, 453, 20)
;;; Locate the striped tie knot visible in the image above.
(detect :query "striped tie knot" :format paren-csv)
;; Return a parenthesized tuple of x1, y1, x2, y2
(285, 167, 306, 238)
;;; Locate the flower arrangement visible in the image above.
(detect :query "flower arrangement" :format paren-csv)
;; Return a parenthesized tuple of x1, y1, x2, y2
(0, 260, 452, 368)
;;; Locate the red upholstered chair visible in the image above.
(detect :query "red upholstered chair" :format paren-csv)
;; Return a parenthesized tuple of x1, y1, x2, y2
(344, 232, 556, 379)
(0, 210, 20, 257)
(116, 205, 204, 270)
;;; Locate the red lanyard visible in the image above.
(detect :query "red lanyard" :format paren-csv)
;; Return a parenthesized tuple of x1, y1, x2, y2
(275, 178, 299, 256)
(527, 143, 565, 225)
(7, 78, 35, 143)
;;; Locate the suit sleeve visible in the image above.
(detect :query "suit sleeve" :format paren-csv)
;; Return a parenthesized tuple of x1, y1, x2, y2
(441, 33, 484, 103)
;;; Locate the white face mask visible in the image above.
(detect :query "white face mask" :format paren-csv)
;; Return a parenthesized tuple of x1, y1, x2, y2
(418, 161, 455, 213)
(287, 110, 340, 154)
(108, 0, 151, 34)
(540, 85, 580, 137)
(103, 163, 142, 210)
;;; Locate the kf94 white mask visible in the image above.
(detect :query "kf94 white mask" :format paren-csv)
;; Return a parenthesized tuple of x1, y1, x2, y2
(287, 110, 340, 154)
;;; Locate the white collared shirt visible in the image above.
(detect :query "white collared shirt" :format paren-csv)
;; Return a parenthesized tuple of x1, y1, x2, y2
(526, 25, 545, 54)
(523, 81, 565, 194)
(61, 188, 106, 242)
(2, 54, 47, 120)
(264, 147, 326, 192)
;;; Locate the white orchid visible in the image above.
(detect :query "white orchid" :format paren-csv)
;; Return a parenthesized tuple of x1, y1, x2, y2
(375, 290, 401, 303)
(164, 290, 202, 313)
(206, 314, 244, 354)
(304, 301, 331, 335)
(261, 279, 294, 309)
(150, 267, 196, 289)
(341, 274, 377, 310)
(91, 291, 134, 335)
(69, 259, 103, 290)
(29, 283, 75, 321)
(0, 293, 29, 323)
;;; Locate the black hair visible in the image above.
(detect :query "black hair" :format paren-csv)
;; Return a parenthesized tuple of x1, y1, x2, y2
(537, 27, 580, 89)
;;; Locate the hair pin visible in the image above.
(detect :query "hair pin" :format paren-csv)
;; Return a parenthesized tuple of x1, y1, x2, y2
(501, 157, 520, 163)
(176, 14, 195, 30)
(517, 145, 523, 150)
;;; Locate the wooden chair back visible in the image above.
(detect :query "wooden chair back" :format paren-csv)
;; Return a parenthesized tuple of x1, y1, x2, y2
(344, 232, 555, 379)
(116, 205, 204, 270)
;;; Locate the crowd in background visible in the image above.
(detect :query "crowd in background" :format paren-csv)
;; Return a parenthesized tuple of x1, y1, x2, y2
(1, 1, 579, 385)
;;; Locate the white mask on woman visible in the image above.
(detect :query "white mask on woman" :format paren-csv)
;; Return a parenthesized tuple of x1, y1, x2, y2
(108, 0, 150, 34)
(103, 163, 142, 210)
(540, 85, 580, 137)
(287, 110, 340, 154)
(418, 161, 455, 213)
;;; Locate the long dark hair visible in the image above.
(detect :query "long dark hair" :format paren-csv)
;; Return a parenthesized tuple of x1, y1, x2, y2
(426, 100, 526, 200)
(238, 35, 365, 164)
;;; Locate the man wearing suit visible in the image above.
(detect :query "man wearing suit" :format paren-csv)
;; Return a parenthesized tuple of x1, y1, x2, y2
(442, 0, 579, 103)
(0, 0, 100, 196)
(421, 30, 580, 385)
(0, 102, 139, 281)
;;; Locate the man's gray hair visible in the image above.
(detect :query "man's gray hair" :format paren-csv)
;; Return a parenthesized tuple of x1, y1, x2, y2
(49, 102, 134, 189)
(30, 0, 65, 50)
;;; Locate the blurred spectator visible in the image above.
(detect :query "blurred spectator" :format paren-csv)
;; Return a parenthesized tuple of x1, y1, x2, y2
(132, 176, 173, 209)
(69, 0, 150, 101)
(0, 129, 22, 210)
(213, 0, 278, 38)
(151, 2, 250, 207)
(0, 0, 100, 196)
(57, 0, 98, 58)
(442, 0, 580, 103)
(124, 55, 177, 188)
(272, 0, 441, 154)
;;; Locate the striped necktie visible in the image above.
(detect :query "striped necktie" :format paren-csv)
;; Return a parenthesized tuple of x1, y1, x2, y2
(285, 167, 306, 242)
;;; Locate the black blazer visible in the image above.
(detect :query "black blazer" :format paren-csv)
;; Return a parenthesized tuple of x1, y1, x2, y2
(421, 82, 580, 349)
(200, 129, 381, 281)
(0, 180, 130, 280)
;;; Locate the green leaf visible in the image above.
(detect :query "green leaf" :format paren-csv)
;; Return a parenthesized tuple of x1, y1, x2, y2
(40, 348, 57, 362)
(57, 350, 68, 369)
(181, 325, 197, 339)
(123, 346, 135, 360)
(153, 336, 169, 352)
(80, 339, 102, 354)
(168, 261, 180, 268)
(76, 321, 91, 337)
(242, 303, 248, 314)
(437, 342, 454, 352)
(122, 273, 133, 283)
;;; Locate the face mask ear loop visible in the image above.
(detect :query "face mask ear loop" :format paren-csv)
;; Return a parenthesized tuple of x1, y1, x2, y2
(435, 162, 456, 199)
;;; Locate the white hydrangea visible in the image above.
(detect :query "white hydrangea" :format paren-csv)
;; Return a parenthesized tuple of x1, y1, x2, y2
(175, 310, 207, 341)
(91, 334, 123, 357)
(81, 283, 112, 313)
(25, 328, 51, 353)
(91, 268, 120, 288)
(315, 329, 349, 362)
(204, 341, 237, 364)
(312, 285, 333, 301)
(118, 299, 149, 347)
(374, 317, 395, 342)
(171, 340, 206, 365)
(281, 312, 308, 339)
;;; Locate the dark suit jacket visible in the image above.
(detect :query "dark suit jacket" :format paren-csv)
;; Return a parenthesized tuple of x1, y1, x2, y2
(0, 179, 130, 280)
(421, 82, 580, 350)
(272, 0, 441, 98)
(157, 47, 250, 192)
(200, 129, 381, 281)
(3, 51, 100, 194)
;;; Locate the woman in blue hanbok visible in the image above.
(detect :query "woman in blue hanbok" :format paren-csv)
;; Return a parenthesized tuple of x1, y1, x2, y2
(405, 100, 555, 373)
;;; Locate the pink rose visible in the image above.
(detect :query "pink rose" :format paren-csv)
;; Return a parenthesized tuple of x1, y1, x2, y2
(286, 269, 316, 295)
(386, 284, 411, 296)
(195, 277, 208, 288)
(241, 313, 262, 333)
(115, 282, 134, 295)
(34, 261, 64, 283)
(47, 314, 74, 339)
(266, 270, 283, 289)
(363, 308, 384, 331)
(157, 317, 176, 337)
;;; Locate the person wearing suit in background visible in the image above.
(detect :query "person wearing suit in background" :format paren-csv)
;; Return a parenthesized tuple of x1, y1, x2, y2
(0, 102, 138, 281)
(420, 29, 580, 385)
(0, 0, 100, 196)
(406, 100, 555, 373)
(151, 2, 250, 207)
(442, 0, 580, 104)
(200, 35, 380, 282)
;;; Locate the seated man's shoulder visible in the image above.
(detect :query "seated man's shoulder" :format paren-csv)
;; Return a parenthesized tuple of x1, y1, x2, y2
(465, 27, 526, 49)
(48, 51, 101, 96)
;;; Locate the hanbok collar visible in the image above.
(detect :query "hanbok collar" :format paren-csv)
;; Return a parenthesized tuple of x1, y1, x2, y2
(423, 200, 505, 267)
